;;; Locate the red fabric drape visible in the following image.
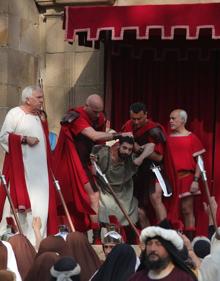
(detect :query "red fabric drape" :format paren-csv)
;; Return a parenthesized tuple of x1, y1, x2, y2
(53, 126, 95, 232)
(105, 38, 220, 234)
(0, 134, 31, 219)
(64, 4, 220, 42)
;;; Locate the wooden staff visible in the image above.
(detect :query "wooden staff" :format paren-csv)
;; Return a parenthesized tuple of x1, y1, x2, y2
(50, 171, 75, 232)
(0, 171, 23, 235)
(36, 81, 75, 232)
(92, 159, 140, 238)
(198, 156, 218, 231)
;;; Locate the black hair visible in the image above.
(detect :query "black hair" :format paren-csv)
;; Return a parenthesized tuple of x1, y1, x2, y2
(145, 236, 198, 281)
(50, 256, 80, 281)
(130, 102, 147, 113)
(90, 244, 136, 281)
(119, 136, 134, 146)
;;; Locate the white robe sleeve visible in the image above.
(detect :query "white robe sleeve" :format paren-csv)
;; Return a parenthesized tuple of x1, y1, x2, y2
(0, 107, 21, 153)
(200, 232, 220, 281)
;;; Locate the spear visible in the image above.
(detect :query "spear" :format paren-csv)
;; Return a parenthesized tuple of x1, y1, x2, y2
(197, 155, 218, 231)
(0, 171, 23, 235)
(50, 170, 75, 233)
(92, 159, 140, 238)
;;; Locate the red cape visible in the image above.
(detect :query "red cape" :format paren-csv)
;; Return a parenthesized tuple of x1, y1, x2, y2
(53, 126, 96, 232)
(53, 107, 105, 231)
(70, 106, 106, 136)
(0, 134, 31, 215)
(122, 119, 157, 137)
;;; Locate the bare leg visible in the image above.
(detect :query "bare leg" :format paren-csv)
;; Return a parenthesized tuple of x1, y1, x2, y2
(149, 183, 167, 222)
(84, 182, 99, 223)
(138, 208, 150, 229)
(84, 182, 101, 243)
(181, 196, 195, 228)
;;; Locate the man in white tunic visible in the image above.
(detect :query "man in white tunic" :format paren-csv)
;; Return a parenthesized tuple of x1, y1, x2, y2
(0, 86, 58, 245)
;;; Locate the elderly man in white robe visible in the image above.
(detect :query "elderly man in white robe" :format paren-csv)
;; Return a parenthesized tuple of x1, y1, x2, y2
(0, 85, 58, 245)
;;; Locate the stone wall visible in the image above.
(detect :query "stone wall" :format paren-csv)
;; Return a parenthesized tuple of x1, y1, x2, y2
(0, 0, 104, 167)
(39, 15, 104, 134)
(0, 0, 40, 165)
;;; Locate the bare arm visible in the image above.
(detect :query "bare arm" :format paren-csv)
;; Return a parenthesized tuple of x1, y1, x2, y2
(133, 143, 155, 166)
(203, 196, 218, 226)
(133, 143, 162, 162)
(190, 155, 203, 192)
(180, 233, 202, 269)
(81, 127, 133, 142)
(81, 127, 114, 142)
(203, 196, 218, 239)
(147, 151, 163, 162)
(32, 216, 42, 251)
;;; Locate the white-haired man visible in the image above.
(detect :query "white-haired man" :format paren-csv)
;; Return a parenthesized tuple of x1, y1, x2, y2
(128, 226, 198, 281)
(0, 86, 58, 245)
(168, 109, 205, 240)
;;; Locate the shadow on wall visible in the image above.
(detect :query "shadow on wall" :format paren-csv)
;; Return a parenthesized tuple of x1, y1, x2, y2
(45, 43, 104, 141)
(68, 45, 104, 108)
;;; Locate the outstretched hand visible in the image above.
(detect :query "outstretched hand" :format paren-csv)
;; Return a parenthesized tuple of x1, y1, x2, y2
(178, 232, 192, 251)
(32, 216, 42, 231)
(121, 132, 133, 138)
(142, 143, 155, 157)
(203, 196, 218, 224)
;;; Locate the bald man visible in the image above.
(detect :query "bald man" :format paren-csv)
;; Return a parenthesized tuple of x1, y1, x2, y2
(168, 109, 205, 240)
(54, 94, 130, 243)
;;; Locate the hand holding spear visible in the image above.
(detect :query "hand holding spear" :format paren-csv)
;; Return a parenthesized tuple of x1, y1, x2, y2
(0, 171, 23, 235)
(198, 155, 220, 238)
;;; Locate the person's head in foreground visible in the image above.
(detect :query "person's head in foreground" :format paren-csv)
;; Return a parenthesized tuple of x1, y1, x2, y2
(138, 226, 198, 280)
(50, 256, 81, 281)
(102, 231, 123, 257)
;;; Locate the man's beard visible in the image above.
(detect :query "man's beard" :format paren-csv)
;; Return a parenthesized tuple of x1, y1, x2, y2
(144, 253, 171, 271)
(118, 151, 131, 161)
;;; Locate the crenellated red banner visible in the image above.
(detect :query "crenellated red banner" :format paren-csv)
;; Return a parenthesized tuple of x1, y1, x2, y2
(64, 3, 220, 42)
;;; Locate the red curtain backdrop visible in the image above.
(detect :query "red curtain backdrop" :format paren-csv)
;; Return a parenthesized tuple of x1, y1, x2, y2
(104, 37, 220, 233)
(64, 4, 220, 42)
(63, 3, 220, 232)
